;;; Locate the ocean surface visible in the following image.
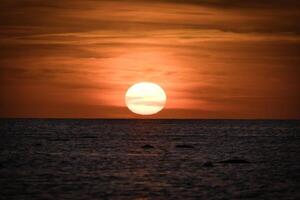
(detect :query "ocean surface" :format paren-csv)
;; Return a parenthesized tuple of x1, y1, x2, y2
(0, 119, 299, 200)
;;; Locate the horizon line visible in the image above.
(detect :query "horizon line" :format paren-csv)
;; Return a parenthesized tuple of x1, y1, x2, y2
(0, 117, 299, 120)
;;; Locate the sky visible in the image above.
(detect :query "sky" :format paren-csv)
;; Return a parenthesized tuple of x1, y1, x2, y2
(0, 0, 299, 119)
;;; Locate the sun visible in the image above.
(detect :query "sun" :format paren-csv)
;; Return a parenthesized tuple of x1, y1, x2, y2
(125, 82, 167, 115)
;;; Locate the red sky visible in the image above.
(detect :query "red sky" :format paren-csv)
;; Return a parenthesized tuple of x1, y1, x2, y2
(0, 0, 300, 119)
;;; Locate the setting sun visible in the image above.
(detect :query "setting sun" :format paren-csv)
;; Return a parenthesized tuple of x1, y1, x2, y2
(125, 82, 167, 115)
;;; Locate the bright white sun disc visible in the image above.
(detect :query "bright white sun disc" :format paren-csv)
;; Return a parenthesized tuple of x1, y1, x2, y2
(125, 82, 167, 115)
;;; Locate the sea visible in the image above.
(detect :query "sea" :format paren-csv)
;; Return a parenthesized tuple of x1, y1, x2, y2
(0, 119, 299, 200)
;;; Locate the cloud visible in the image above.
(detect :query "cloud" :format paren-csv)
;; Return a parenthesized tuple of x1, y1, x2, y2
(0, 0, 299, 118)
(126, 96, 165, 107)
(149, 0, 300, 8)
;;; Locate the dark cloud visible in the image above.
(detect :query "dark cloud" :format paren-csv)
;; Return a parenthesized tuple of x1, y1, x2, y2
(0, 43, 118, 59)
(0, 0, 299, 35)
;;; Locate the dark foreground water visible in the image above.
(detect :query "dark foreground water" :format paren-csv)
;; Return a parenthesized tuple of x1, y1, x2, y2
(0, 119, 299, 200)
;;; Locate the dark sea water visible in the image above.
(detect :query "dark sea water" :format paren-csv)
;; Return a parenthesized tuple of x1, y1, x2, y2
(0, 119, 299, 200)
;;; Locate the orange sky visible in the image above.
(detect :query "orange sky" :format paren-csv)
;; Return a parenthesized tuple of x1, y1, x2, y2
(0, 0, 300, 119)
